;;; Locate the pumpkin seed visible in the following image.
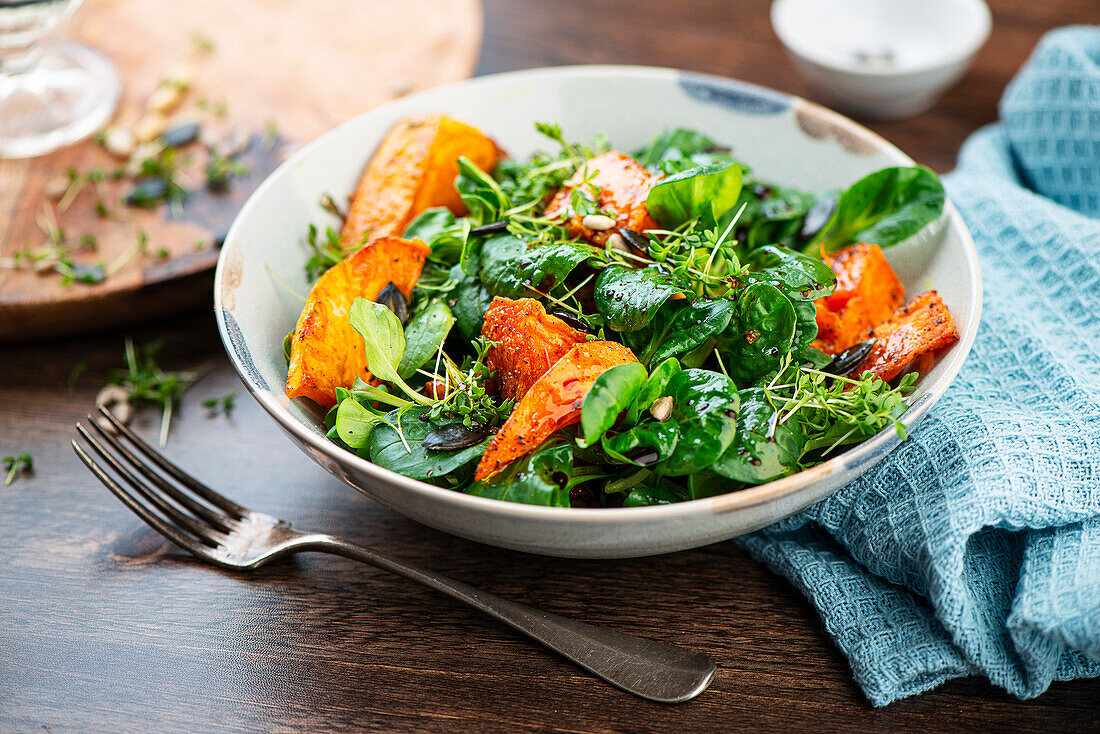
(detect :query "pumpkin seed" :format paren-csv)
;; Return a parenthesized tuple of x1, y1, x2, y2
(375, 281, 408, 325)
(161, 122, 200, 148)
(422, 422, 488, 451)
(550, 311, 590, 333)
(617, 227, 650, 251)
(825, 339, 876, 376)
(470, 220, 508, 236)
(124, 177, 169, 207)
(800, 193, 839, 240)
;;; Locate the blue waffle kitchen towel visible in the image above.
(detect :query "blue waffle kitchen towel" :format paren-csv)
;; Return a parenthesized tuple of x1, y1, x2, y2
(735, 26, 1100, 706)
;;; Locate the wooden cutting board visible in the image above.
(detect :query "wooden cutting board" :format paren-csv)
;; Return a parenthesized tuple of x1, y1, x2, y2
(0, 0, 481, 342)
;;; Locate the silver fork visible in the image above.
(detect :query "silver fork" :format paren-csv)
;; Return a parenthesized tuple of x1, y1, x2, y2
(72, 407, 716, 703)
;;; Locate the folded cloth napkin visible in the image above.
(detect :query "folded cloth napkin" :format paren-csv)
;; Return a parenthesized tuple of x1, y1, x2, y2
(736, 26, 1100, 706)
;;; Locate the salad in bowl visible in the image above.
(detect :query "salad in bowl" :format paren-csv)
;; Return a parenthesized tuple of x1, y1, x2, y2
(281, 114, 959, 509)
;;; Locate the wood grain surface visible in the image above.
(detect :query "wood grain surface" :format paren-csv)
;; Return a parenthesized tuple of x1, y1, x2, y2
(0, 0, 481, 341)
(3, 1, 1100, 732)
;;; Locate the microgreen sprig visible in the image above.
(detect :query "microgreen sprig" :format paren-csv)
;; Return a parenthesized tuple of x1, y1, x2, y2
(108, 338, 206, 446)
(3, 453, 33, 486)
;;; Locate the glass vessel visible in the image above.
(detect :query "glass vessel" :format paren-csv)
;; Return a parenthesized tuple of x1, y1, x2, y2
(0, 0, 121, 158)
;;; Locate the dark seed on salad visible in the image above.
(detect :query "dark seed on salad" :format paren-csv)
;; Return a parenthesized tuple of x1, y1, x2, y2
(470, 220, 509, 236)
(800, 192, 839, 240)
(285, 116, 960, 508)
(375, 281, 408, 325)
(825, 339, 877, 376)
(422, 423, 489, 451)
(550, 311, 591, 333)
(616, 227, 650, 251)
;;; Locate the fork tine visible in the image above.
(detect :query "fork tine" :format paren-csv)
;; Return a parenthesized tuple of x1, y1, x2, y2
(72, 439, 217, 562)
(96, 406, 247, 517)
(76, 423, 227, 545)
(83, 416, 235, 534)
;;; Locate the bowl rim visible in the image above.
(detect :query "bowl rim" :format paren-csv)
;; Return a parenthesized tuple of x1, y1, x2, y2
(215, 64, 982, 525)
(770, 0, 993, 78)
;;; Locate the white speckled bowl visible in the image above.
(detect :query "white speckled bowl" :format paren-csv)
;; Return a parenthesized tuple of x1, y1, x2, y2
(215, 66, 981, 558)
(771, 0, 992, 120)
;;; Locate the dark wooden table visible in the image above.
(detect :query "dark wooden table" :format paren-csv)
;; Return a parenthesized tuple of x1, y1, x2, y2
(3, 1, 1099, 732)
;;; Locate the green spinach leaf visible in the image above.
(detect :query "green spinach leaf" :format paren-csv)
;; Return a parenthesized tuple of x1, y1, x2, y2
(688, 469, 743, 500)
(654, 369, 740, 476)
(455, 156, 509, 225)
(623, 483, 686, 506)
(397, 300, 456, 379)
(368, 409, 489, 479)
(718, 283, 796, 387)
(581, 362, 647, 445)
(713, 388, 804, 484)
(448, 264, 494, 340)
(646, 162, 743, 228)
(334, 396, 384, 449)
(349, 298, 431, 405)
(594, 265, 686, 332)
(404, 207, 458, 242)
(627, 357, 681, 423)
(635, 128, 736, 174)
(649, 298, 735, 364)
(466, 443, 573, 507)
(807, 165, 945, 255)
(604, 421, 679, 465)
(745, 245, 836, 301)
(479, 234, 595, 298)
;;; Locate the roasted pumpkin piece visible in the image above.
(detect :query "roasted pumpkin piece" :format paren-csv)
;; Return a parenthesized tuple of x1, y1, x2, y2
(481, 297, 588, 401)
(542, 151, 660, 245)
(853, 290, 959, 382)
(474, 340, 639, 481)
(286, 236, 431, 407)
(338, 115, 501, 249)
(813, 242, 906, 354)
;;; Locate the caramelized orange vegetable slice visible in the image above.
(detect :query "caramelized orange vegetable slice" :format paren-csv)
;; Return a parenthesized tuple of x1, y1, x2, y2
(474, 341, 639, 481)
(854, 290, 959, 382)
(286, 236, 431, 407)
(813, 242, 906, 354)
(481, 297, 588, 401)
(339, 115, 501, 249)
(543, 152, 660, 245)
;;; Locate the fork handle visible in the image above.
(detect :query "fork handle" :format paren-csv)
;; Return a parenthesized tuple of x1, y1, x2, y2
(296, 535, 715, 703)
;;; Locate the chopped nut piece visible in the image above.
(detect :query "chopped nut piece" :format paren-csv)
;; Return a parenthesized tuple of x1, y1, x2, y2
(606, 232, 631, 254)
(581, 214, 616, 231)
(147, 84, 184, 115)
(44, 175, 71, 200)
(134, 113, 167, 144)
(103, 126, 137, 158)
(649, 395, 674, 422)
(162, 61, 195, 89)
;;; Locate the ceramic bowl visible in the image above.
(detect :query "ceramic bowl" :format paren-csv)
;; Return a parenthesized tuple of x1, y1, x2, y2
(771, 0, 992, 119)
(215, 66, 981, 558)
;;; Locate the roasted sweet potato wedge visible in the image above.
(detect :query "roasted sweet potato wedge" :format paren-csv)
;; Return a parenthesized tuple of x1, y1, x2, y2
(481, 297, 588, 401)
(543, 152, 660, 245)
(854, 290, 959, 382)
(286, 236, 431, 407)
(339, 115, 501, 249)
(813, 243, 906, 354)
(474, 340, 639, 481)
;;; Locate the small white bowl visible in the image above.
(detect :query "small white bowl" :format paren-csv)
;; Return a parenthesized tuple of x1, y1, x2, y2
(771, 0, 992, 119)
